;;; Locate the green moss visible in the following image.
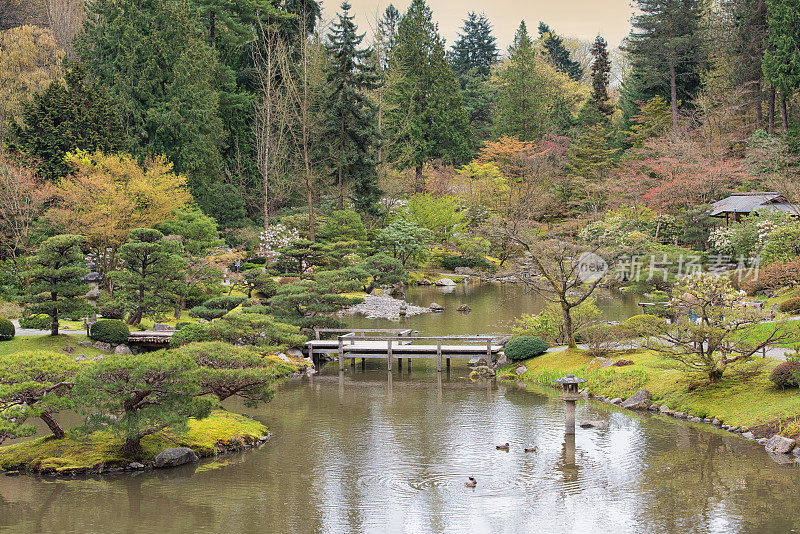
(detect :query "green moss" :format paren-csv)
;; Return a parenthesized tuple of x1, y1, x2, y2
(0, 410, 267, 472)
(503, 348, 800, 427)
(0, 335, 105, 358)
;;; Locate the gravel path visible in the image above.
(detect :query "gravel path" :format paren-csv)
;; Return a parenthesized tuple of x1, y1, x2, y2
(11, 320, 86, 336)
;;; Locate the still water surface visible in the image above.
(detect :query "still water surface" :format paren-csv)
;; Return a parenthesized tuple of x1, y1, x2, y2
(1, 366, 799, 533)
(1, 284, 798, 533)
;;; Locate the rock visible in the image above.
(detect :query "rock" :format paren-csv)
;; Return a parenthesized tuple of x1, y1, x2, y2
(91, 355, 105, 361)
(767, 451, 796, 465)
(457, 304, 471, 312)
(648, 405, 660, 412)
(674, 412, 686, 419)
(580, 420, 609, 429)
(495, 353, 508, 366)
(429, 302, 444, 311)
(729, 426, 740, 433)
(740, 426, 750, 433)
(587, 357, 614, 370)
(128, 462, 145, 470)
(659, 405, 670, 413)
(703, 418, 712, 424)
(712, 418, 722, 426)
(305, 367, 317, 376)
(416, 278, 432, 286)
(470, 366, 495, 379)
(758, 438, 769, 445)
(74, 355, 88, 362)
(92, 341, 111, 352)
(468, 357, 488, 367)
(609, 397, 622, 405)
(62, 346, 75, 354)
(690, 417, 703, 423)
(78, 340, 93, 348)
(152, 323, 174, 332)
(287, 348, 303, 358)
(278, 354, 291, 362)
(765, 435, 796, 454)
(153, 447, 199, 468)
(722, 424, 731, 430)
(742, 432, 756, 440)
(515, 365, 527, 376)
(620, 388, 651, 410)
(113, 344, 132, 355)
(434, 278, 456, 286)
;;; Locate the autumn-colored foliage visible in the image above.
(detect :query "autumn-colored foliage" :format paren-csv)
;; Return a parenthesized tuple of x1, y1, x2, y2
(740, 259, 800, 295)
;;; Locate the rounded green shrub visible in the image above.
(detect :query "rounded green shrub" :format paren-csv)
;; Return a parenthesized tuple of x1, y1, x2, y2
(19, 313, 52, 330)
(170, 323, 210, 347)
(779, 297, 800, 314)
(190, 296, 247, 321)
(89, 319, 130, 344)
(770, 361, 800, 389)
(504, 336, 549, 361)
(175, 321, 191, 330)
(0, 317, 15, 341)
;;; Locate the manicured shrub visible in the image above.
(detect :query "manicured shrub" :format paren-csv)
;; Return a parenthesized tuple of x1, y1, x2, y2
(779, 297, 800, 314)
(170, 323, 210, 347)
(770, 361, 800, 389)
(504, 336, 549, 361)
(0, 317, 15, 341)
(437, 252, 495, 272)
(89, 319, 130, 344)
(175, 321, 191, 330)
(99, 303, 125, 320)
(189, 296, 247, 321)
(19, 313, 52, 330)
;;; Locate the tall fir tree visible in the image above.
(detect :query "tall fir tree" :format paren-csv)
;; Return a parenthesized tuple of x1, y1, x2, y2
(323, 1, 381, 214)
(493, 21, 550, 141)
(538, 22, 583, 82)
(450, 12, 499, 79)
(763, 0, 800, 132)
(621, 0, 705, 133)
(589, 35, 614, 116)
(385, 0, 472, 190)
(23, 235, 91, 336)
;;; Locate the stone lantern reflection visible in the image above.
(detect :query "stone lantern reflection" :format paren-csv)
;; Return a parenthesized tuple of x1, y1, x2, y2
(553, 374, 587, 435)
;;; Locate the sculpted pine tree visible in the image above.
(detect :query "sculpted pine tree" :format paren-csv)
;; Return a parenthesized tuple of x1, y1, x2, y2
(23, 234, 91, 336)
(385, 0, 472, 190)
(323, 1, 381, 214)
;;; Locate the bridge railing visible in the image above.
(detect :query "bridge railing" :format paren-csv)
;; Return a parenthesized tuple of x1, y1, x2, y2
(313, 327, 413, 340)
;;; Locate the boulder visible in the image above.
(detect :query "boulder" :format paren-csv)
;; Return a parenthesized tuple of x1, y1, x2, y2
(468, 357, 488, 367)
(457, 304, 471, 312)
(287, 348, 303, 358)
(113, 344, 132, 355)
(742, 432, 756, 440)
(277, 354, 291, 362)
(620, 388, 651, 410)
(92, 341, 111, 352)
(128, 462, 145, 470)
(648, 405, 660, 412)
(495, 353, 508, 366)
(429, 302, 444, 311)
(153, 447, 199, 468)
(712, 418, 722, 426)
(416, 278, 432, 286)
(609, 397, 622, 405)
(74, 355, 88, 362)
(764, 435, 796, 454)
(587, 357, 614, 370)
(152, 323, 174, 332)
(674, 412, 687, 419)
(515, 365, 527, 376)
(470, 366, 495, 379)
(434, 278, 456, 286)
(91, 355, 105, 361)
(78, 340, 93, 348)
(579, 420, 609, 429)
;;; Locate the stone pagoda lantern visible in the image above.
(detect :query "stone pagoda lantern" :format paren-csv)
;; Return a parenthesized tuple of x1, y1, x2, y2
(83, 261, 103, 324)
(553, 374, 587, 435)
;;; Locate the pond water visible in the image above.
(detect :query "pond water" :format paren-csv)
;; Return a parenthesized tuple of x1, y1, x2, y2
(345, 282, 643, 336)
(2, 366, 799, 533)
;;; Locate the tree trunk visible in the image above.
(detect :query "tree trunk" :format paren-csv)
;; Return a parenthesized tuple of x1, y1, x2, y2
(40, 412, 64, 439)
(563, 304, 576, 348)
(708, 369, 723, 383)
(669, 60, 679, 135)
(415, 164, 424, 193)
(129, 308, 142, 326)
(377, 89, 383, 165)
(781, 95, 789, 133)
(755, 79, 763, 125)
(50, 313, 59, 336)
(768, 86, 776, 133)
(122, 436, 143, 458)
(173, 296, 184, 320)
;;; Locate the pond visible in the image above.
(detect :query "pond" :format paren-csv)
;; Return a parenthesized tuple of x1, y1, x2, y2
(344, 282, 643, 336)
(1, 366, 799, 533)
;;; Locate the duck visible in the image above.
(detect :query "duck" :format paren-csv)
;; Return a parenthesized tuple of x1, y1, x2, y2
(465, 476, 477, 488)
(496, 443, 510, 451)
(523, 446, 538, 453)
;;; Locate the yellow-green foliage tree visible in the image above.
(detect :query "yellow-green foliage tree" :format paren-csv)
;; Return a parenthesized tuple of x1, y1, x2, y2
(0, 25, 64, 139)
(49, 150, 192, 280)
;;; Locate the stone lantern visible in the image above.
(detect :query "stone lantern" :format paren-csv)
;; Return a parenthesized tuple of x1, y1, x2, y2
(553, 374, 587, 435)
(83, 261, 103, 324)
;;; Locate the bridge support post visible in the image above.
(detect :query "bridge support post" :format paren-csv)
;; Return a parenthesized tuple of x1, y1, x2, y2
(407, 358, 412, 372)
(446, 358, 450, 371)
(338, 336, 344, 372)
(436, 340, 442, 372)
(361, 358, 366, 371)
(387, 338, 393, 372)
(351, 357, 355, 370)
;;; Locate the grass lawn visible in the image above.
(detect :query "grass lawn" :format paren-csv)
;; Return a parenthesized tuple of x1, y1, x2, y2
(0, 410, 267, 472)
(0, 335, 105, 358)
(503, 348, 800, 432)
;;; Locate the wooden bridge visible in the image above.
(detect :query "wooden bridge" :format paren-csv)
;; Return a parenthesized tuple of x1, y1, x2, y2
(127, 330, 173, 348)
(305, 328, 511, 372)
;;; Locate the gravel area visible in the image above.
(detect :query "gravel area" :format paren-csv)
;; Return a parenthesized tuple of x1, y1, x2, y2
(341, 295, 430, 320)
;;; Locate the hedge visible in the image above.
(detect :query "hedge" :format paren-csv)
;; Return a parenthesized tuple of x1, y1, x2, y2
(504, 336, 549, 361)
(0, 317, 14, 341)
(89, 319, 130, 344)
(770, 361, 800, 389)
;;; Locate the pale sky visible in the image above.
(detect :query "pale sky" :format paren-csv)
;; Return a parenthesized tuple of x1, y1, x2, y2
(321, 0, 636, 51)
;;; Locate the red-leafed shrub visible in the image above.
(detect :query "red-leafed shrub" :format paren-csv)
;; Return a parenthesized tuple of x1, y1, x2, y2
(741, 259, 800, 296)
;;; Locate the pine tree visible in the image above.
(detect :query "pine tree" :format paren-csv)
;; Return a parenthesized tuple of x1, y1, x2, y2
(566, 124, 617, 212)
(493, 21, 549, 141)
(763, 0, 800, 132)
(622, 0, 704, 133)
(111, 228, 187, 326)
(23, 234, 91, 336)
(589, 35, 614, 116)
(10, 64, 125, 181)
(450, 12, 499, 80)
(385, 0, 472, 190)
(323, 1, 381, 214)
(538, 22, 583, 81)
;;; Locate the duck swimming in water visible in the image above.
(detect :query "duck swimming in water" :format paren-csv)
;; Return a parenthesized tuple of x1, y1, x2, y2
(465, 476, 477, 488)
(523, 446, 538, 453)
(496, 443, 509, 451)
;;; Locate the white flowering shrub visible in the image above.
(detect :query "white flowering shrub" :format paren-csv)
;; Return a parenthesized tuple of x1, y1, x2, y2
(258, 224, 300, 263)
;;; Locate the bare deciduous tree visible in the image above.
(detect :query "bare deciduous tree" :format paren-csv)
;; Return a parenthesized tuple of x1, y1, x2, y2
(44, 0, 85, 59)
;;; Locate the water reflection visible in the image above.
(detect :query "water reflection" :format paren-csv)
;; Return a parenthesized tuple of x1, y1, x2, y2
(0, 366, 799, 533)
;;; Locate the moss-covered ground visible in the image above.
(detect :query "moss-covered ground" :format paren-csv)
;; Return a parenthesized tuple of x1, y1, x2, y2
(501, 348, 800, 432)
(0, 410, 267, 473)
(0, 335, 105, 358)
